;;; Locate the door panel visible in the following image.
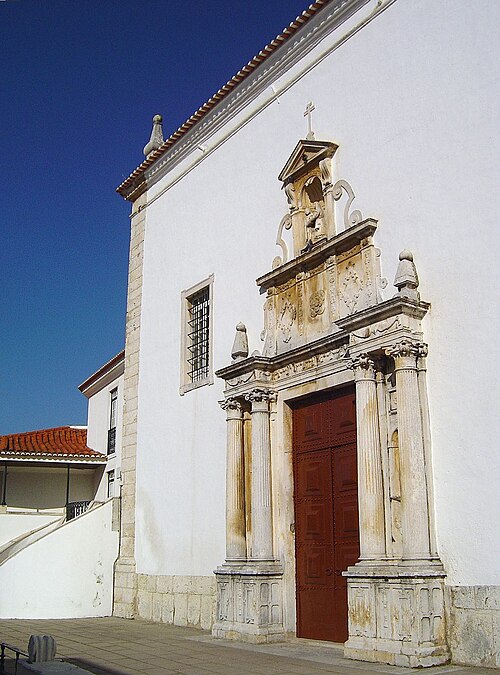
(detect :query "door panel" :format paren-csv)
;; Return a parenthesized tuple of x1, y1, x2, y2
(293, 389, 359, 643)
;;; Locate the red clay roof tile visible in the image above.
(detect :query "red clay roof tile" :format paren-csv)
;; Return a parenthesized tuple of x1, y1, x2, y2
(0, 426, 106, 462)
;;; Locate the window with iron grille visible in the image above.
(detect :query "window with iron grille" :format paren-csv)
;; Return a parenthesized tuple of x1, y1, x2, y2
(180, 275, 214, 395)
(107, 470, 115, 498)
(187, 287, 210, 382)
(107, 388, 117, 454)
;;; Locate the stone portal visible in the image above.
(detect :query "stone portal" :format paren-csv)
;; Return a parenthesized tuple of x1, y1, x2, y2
(213, 138, 449, 667)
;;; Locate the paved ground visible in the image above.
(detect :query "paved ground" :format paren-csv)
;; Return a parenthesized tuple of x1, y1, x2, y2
(0, 617, 497, 675)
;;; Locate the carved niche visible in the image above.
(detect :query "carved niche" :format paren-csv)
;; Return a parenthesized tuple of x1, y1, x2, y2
(259, 139, 387, 357)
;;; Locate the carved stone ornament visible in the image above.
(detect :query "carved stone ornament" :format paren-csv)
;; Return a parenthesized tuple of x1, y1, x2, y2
(351, 352, 376, 372)
(277, 298, 296, 343)
(386, 340, 427, 360)
(332, 179, 363, 230)
(244, 388, 276, 404)
(309, 290, 325, 318)
(394, 250, 420, 301)
(274, 213, 293, 267)
(231, 322, 249, 362)
(219, 397, 242, 412)
(143, 114, 164, 158)
(319, 157, 332, 188)
(340, 262, 364, 314)
(284, 182, 296, 210)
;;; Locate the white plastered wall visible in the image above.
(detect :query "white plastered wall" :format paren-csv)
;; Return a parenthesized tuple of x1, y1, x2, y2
(0, 500, 119, 618)
(85, 373, 124, 500)
(135, 0, 499, 586)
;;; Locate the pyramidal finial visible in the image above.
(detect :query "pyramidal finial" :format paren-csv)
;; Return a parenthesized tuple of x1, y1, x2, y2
(231, 323, 249, 362)
(143, 114, 164, 158)
(394, 250, 420, 301)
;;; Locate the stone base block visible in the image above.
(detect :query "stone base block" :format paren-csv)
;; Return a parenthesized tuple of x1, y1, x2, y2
(113, 557, 137, 619)
(344, 564, 450, 668)
(344, 636, 450, 668)
(212, 562, 285, 643)
(448, 585, 500, 668)
(135, 574, 216, 629)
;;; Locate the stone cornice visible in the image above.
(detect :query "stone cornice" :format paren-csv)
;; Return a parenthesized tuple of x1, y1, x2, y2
(335, 297, 430, 333)
(256, 219, 377, 290)
(117, 0, 372, 201)
(216, 329, 348, 381)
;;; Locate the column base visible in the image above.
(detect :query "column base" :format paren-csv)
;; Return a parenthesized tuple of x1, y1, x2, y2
(344, 563, 450, 668)
(212, 562, 285, 643)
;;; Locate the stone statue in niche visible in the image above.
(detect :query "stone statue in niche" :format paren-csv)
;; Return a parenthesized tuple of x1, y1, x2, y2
(302, 175, 326, 252)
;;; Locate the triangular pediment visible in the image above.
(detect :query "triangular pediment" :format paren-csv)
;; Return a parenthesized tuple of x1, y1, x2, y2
(278, 139, 338, 184)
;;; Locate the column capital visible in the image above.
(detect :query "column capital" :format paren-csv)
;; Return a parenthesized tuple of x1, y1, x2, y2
(386, 340, 427, 368)
(220, 397, 243, 418)
(351, 353, 377, 380)
(245, 388, 276, 408)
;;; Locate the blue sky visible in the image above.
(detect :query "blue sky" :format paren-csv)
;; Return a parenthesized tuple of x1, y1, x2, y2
(0, 0, 310, 434)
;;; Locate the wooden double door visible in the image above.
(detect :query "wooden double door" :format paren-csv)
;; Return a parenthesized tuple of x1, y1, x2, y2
(292, 388, 359, 642)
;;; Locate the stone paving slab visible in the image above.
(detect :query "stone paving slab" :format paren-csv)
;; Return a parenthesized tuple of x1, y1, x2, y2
(0, 617, 497, 675)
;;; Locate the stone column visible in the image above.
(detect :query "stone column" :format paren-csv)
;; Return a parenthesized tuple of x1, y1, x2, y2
(417, 347, 438, 557)
(353, 354, 386, 562)
(387, 341, 431, 561)
(246, 389, 275, 561)
(220, 398, 246, 561)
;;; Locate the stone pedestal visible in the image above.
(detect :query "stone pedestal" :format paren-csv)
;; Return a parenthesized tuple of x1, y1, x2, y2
(344, 565, 450, 667)
(213, 563, 285, 643)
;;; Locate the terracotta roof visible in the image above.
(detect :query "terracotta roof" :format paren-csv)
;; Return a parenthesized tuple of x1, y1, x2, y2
(0, 427, 106, 463)
(117, 0, 330, 199)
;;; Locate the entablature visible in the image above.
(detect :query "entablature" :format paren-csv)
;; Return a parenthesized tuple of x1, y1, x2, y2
(256, 218, 378, 291)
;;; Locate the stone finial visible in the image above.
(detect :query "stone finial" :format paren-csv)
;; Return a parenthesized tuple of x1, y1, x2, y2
(143, 114, 164, 158)
(394, 249, 420, 301)
(231, 323, 249, 362)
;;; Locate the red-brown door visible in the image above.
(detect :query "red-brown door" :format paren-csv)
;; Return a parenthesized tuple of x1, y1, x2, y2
(293, 388, 359, 642)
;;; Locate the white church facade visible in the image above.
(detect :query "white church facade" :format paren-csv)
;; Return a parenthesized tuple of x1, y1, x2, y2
(113, 0, 499, 668)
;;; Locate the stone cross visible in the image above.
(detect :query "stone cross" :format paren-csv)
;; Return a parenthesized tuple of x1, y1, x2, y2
(304, 101, 316, 140)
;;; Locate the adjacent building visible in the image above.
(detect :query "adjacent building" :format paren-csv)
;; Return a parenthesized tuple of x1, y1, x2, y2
(0, 352, 124, 619)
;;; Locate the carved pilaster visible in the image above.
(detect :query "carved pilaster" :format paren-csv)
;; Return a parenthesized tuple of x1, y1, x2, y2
(245, 389, 276, 561)
(220, 398, 246, 561)
(352, 354, 386, 561)
(386, 341, 431, 562)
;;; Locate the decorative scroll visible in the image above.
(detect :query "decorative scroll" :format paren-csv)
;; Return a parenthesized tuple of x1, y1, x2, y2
(274, 213, 292, 266)
(333, 179, 363, 230)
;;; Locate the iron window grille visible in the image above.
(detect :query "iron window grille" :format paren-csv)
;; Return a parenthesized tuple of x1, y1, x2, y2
(107, 388, 118, 454)
(107, 427, 116, 455)
(180, 274, 214, 395)
(107, 470, 115, 499)
(187, 287, 210, 382)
